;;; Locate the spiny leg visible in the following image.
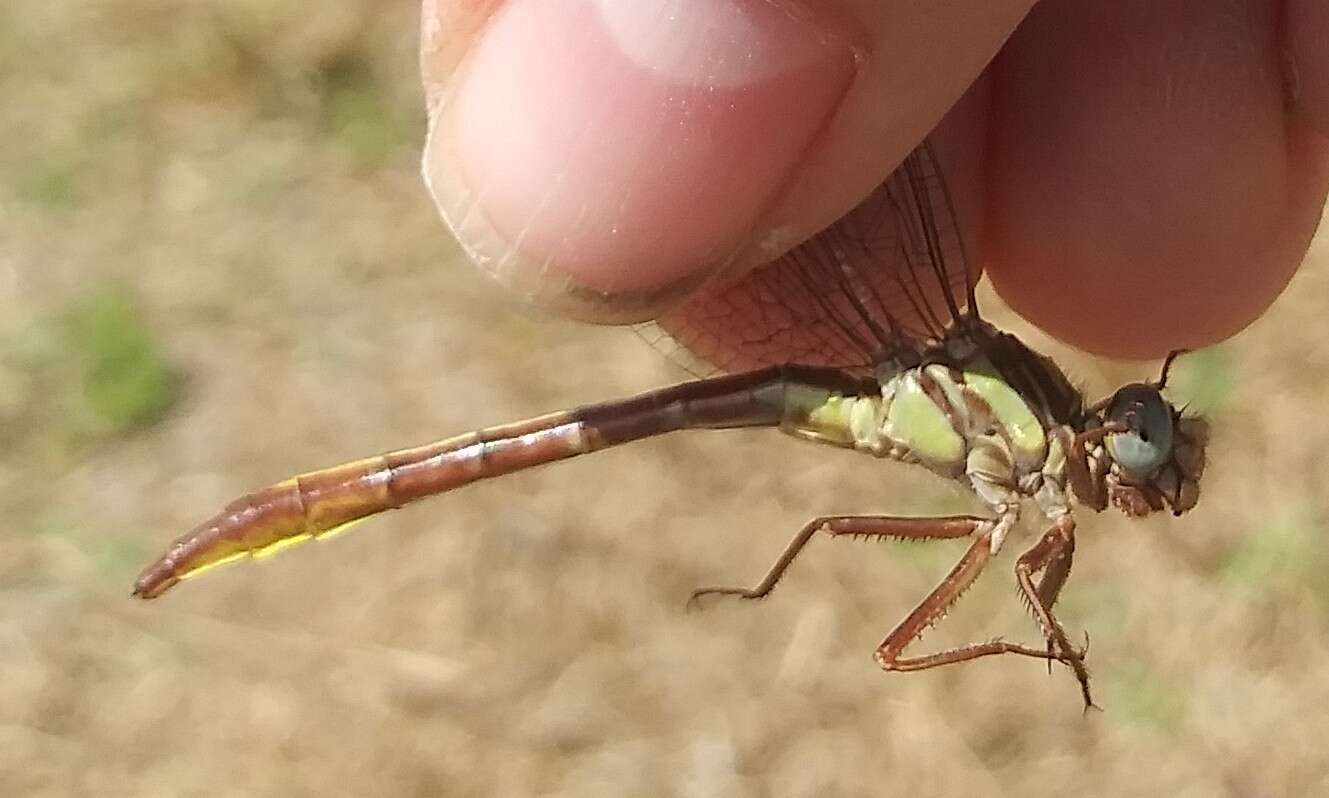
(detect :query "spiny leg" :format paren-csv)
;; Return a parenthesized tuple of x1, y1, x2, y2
(691, 513, 1088, 692)
(1014, 515, 1095, 709)
(1034, 529, 1074, 610)
(1034, 520, 1077, 679)
(688, 514, 986, 609)
(873, 517, 1080, 674)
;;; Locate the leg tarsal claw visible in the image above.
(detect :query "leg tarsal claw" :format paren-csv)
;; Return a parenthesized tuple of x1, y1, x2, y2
(685, 586, 761, 612)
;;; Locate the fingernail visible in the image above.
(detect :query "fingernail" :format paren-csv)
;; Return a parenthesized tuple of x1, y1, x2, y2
(424, 0, 857, 320)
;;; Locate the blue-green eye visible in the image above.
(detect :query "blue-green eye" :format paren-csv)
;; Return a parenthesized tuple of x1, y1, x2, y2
(1105, 384, 1174, 475)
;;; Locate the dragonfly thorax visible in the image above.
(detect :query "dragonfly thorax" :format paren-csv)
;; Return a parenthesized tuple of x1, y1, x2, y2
(876, 362, 1050, 481)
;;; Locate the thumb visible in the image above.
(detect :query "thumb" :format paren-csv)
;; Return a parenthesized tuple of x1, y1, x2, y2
(421, 0, 1033, 322)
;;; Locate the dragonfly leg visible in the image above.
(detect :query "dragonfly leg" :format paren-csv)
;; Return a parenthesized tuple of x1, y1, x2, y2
(1064, 426, 1115, 511)
(1033, 518, 1075, 614)
(1014, 515, 1096, 710)
(687, 514, 985, 609)
(694, 512, 1092, 701)
(872, 515, 1080, 675)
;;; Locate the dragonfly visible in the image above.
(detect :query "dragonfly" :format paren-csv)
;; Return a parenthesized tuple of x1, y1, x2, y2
(132, 142, 1208, 708)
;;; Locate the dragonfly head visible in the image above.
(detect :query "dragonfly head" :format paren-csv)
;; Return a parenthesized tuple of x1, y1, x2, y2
(1098, 357, 1209, 517)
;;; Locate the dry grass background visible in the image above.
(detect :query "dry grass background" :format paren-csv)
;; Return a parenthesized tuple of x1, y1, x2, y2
(5, 2, 1329, 795)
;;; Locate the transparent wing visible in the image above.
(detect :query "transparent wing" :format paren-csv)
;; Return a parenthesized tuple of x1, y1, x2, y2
(643, 142, 977, 377)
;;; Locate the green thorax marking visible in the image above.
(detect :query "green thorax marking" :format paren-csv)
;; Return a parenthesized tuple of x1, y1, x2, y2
(883, 369, 966, 469)
(946, 359, 1049, 469)
(879, 358, 1048, 475)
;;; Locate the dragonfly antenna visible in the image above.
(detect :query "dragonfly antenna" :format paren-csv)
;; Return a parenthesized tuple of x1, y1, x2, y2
(1155, 349, 1189, 390)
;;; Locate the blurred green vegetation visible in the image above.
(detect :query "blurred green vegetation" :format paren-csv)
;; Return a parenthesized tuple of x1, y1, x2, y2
(25, 508, 144, 580)
(14, 151, 83, 212)
(1168, 346, 1232, 415)
(0, 283, 178, 490)
(1058, 582, 1129, 639)
(88, 534, 149, 579)
(1220, 508, 1329, 612)
(316, 51, 415, 168)
(61, 285, 179, 439)
(1110, 661, 1187, 732)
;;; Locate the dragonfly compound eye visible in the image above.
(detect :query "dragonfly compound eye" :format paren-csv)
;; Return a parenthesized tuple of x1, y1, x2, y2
(1104, 383, 1174, 477)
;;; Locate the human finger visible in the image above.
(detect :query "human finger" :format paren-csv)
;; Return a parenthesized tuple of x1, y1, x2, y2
(421, 0, 1033, 323)
(985, 0, 1329, 359)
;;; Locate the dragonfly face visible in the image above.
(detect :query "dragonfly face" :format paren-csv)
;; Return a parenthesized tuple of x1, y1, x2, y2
(1100, 383, 1208, 518)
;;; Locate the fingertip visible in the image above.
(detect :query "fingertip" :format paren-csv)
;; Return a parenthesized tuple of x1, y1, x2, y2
(422, 0, 1033, 321)
(424, 0, 859, 319)
(420, 0, 500, 102)
(986, 1, 1329, 359)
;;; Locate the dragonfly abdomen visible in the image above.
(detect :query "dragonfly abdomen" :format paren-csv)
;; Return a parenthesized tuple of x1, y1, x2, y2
(131, 417, 599, 598)
(134, 365, 878, 598)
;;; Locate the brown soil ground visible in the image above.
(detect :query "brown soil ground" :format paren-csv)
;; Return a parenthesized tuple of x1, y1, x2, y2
(5, 3, 1329, 795)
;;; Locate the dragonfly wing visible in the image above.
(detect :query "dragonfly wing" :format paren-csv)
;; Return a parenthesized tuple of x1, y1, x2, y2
(646, 142, 979, 377)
